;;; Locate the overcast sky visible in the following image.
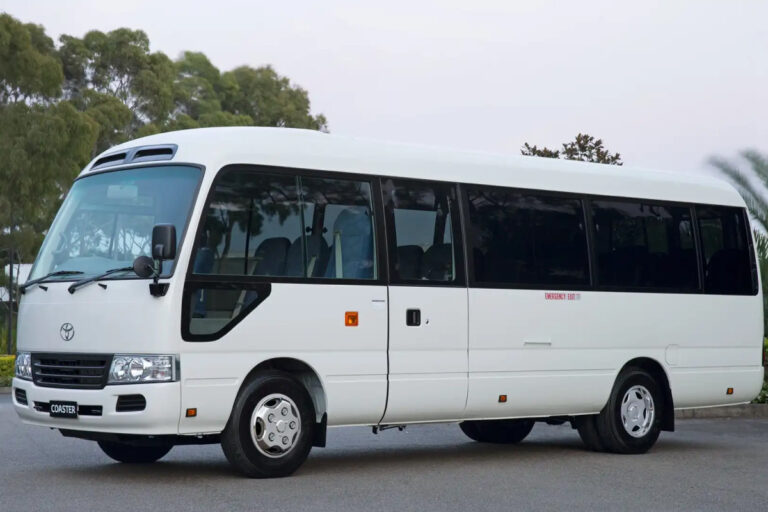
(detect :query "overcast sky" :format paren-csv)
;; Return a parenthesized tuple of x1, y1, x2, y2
(3, 0, 767, 177)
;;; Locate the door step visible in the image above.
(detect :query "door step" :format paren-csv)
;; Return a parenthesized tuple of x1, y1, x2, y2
(372, 424, 407, 434)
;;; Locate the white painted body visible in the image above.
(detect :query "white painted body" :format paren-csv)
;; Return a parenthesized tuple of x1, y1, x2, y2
(13, 127, 764, 436)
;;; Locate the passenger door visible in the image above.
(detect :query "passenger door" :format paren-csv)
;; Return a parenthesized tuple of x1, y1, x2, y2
(380, 178, 468, 424)
(180, 168, 389, 432)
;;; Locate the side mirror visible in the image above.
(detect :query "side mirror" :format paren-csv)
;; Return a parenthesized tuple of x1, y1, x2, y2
(152, 224, 177, 261)
(132, 255, 156, 279)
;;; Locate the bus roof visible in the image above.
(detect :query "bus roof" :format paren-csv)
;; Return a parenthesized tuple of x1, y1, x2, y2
(84, 126, 745, 207)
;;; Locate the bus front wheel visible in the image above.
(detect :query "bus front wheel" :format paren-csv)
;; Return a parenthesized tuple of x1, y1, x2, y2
(221, 371, 315, 478)
(459, 419, 535, 444)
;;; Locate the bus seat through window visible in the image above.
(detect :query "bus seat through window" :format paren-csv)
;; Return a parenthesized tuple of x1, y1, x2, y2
(285, 234, 330, 277)
(396, 245, 424, 280)
(325, 206, 374, 279)
(421, 243, 453, 281)
(251, 237, 291, 276)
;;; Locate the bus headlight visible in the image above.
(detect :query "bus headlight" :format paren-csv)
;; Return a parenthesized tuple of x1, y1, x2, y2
(108, 355, 177, 384)
(15, 352, 32, 380)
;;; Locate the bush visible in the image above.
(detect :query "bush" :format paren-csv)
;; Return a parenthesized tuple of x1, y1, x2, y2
(0, 355, 14, 387)
(755, 380, 768, 404)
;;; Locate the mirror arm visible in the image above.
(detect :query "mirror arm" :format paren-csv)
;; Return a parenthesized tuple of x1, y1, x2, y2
(148, 254, 168, 297)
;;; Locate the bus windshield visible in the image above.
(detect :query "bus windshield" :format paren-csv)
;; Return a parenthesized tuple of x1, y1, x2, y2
(29, 165, 202, 281)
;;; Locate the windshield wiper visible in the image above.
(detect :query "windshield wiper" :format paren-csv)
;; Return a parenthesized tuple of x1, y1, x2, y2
(67, 267, 134, 294)
(19, 270, 84, 294)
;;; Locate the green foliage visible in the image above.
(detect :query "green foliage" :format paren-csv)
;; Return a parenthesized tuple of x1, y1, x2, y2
(754, 379, 767, 404)
(0, 355, 14, 387)
(221, 65, 327, 130)
(0, 14, 63, 102)
(521, 133, 622, 165)
(753, 232, 768, 336)
(711, 151, 768, 233)
(59, 28, 176, 149)
(0, 101, 99, 265)
(57, 28, 327, 150)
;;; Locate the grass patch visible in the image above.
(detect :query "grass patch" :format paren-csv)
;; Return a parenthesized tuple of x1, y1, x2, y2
(0, 355, 14, 387)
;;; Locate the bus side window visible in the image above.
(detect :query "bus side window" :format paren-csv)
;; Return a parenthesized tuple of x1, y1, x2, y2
(382, 178, 459, 283)
(466, 186, 589, 287)
(301, 177, 377, 280)
(696, 206, 754, 295)
(591, 200, 697, 290)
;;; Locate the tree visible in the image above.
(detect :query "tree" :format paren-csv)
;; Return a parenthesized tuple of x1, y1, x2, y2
(521, 133, 623, 165)
(220, 65, 327, 131)
(58, 28, 175, 152)
(0, 14, 63, 103)
(711, 150, 768, 335)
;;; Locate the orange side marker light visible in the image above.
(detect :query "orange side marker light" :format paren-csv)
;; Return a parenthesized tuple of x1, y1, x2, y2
(345, 311, 359, 327)
(498, 394, 507, 403)
(186, 408, 197, 418)
(726, 388, 734, 395)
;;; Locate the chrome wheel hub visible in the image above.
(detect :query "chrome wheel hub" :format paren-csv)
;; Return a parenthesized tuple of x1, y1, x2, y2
(250, 393, 301, 458)
(620, 385, 655, 438)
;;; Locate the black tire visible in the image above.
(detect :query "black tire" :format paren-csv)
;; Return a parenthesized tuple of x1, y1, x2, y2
(221, 371, 315, 478)
(459, 419, 535, 444)
(595, 368, 663, 454)
(574, 415, 606, 452)
(98, 441, 172, 463)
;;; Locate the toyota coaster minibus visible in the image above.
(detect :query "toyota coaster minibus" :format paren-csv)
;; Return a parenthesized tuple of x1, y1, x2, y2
(12, 127, 764, 477)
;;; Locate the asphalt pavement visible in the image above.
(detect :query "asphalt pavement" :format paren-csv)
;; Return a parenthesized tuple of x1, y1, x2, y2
(1, 395, 766, 511)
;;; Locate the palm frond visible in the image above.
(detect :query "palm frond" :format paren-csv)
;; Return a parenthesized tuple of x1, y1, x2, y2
(710, 155, 768, 231)
(741, 150, 768, 188)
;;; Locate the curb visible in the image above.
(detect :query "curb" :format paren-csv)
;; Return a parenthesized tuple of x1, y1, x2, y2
(675, 404, 768, 419)
(0, 387, 10, 395)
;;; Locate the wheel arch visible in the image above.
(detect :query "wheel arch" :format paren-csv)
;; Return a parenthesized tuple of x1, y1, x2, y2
(618, 357, 675, 432)
(241, 357, 327, 424)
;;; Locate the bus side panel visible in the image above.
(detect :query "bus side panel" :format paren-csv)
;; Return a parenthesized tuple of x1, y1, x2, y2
(466, 290, 763, 420)
(178, 283, 388, 434)
(466, 288, 616, 419)
(667, 294, 764, 408)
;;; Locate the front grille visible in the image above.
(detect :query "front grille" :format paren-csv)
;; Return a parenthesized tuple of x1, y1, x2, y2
(31, 353, 112, 389)
(116, 394, 146, 412)
(14, 388, 28, 406)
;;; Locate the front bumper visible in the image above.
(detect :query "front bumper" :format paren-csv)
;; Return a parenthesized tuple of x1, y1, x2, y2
(12, 377, 181, 435)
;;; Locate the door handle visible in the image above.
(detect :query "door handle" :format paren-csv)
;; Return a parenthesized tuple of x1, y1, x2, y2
(406, 309, 421, 326)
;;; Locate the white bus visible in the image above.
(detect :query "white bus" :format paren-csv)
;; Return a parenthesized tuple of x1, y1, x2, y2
(12, 127, 764, 478)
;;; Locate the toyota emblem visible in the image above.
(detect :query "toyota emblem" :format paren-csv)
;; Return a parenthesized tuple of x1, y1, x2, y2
(60, 323, 75, 341)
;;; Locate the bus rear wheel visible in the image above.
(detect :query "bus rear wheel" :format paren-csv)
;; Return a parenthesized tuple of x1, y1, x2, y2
(595, 368, 663, 454)
(221, 371, 315, 478)
(459, 419, 535, 444)
(98, 441, 172, 463)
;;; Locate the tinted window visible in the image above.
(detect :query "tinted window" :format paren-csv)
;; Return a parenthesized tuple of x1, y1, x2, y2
(383, 179, 459, 282)
(467, 187, 589, 286)
(192, 169, 376, 280)
(193, 171, 301, 277)
(592, 200, 697, 289)
(302, 177, 376, 279)
(696, 206, 754, 295)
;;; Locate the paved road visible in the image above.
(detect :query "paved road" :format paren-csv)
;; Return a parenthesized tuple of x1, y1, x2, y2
(1, 395, 766, 512)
